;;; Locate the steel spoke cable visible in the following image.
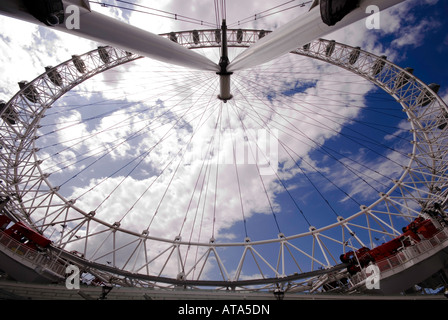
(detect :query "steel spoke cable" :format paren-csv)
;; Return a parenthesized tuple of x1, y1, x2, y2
(110, 100, 219, 226)
(245, 84, 411, 160)
(52, 87, 214, 145)
(238, 65, 405, 120)
(224, 103, 249, 238)
(42, 100, 152, 135)
(48, 99, 215, 196)
(280, 141, 363, 208)
(178, 121, 216, 239)
(89, 0, 216, 28)
(184, 141, 219, 279)
(234, 54, 401, 110)
(92, 148, 169, 209)
(229, 99, 392, 198)
(39, 96, 204, 174)
(214, 0, 221, 27)
(55, 67, 202, 103)
(74, 125, 182, 207)
(210, 104, 224, 239)
(230, 87, 312, 228)
(232, 74, 399, 193)
(181, 98, 225, 269)
(244, 59, 404, 142)
(39, 67, 215, 141)
(231, 80, 344, 222)
(38, 70, 217, 172)
(39, 102, 207, 176)
(115, 0, 216, 27)
(231, 74, 391, 202)
(119, 78, 219, 230)
(228, 0, 312, 27)
(227, 102, 282, 234)
(234, 68, 412, 167)
(98, 80, 219, 222)
(177, 91, 222, 239)
(49, 67, 211, 112)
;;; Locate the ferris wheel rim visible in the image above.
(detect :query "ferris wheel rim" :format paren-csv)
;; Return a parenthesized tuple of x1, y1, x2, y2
(0, 37, 442, 243)
(1, 31, 447, 288)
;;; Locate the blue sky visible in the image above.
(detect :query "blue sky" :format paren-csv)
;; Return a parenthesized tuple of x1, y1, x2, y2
(1, 0, 447, 281)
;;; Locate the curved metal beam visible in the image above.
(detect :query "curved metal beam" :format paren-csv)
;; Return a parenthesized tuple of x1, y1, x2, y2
(52, 244, 348, 288)
(228, 0, 405, 71)
(159, 28, 272, 49)
(0, 0, 218, 71)
(1, 7, 446, 292)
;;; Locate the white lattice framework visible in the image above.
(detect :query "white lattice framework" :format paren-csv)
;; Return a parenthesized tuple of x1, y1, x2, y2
(1, 31, 447, 292)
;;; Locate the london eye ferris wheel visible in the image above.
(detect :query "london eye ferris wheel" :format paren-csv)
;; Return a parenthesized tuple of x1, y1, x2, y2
(0, 0, 448, 298)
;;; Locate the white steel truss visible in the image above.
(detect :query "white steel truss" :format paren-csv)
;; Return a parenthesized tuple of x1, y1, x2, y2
(0, 33, 447, 294)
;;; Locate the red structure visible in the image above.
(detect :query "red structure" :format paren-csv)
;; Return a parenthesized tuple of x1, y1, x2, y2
(341, 217, 440, 274)
(0, 214, 51, 251)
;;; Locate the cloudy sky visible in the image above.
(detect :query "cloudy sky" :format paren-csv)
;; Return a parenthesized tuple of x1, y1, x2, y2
(1, 0, 447, 282)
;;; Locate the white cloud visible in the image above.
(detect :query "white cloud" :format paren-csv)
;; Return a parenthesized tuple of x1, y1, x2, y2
(1, 0, 443, 280)
(391, 18, 440, 48)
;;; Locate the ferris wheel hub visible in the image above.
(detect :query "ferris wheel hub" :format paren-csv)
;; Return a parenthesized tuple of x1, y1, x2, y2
(217, 19, 233, 102)
(217, 74, 233, 102)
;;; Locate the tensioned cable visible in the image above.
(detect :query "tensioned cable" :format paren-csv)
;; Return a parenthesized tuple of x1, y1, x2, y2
(235, 57, 405, 120)
(231, 79, 344, 222)
(234, 62, 412, 165)
(47, 56, 408, 239)
(228, 0, 312, 27)
(89, 0, 216, 27)
(230, 68, 406, 203)
(230, 96, 313, 228)
(178, 115, 216, 238)
(140, 81, 220, 232)
(180, 95, 223, 269)
(228, 98, 371, 231)
(231, 78, 403, 196)
(225, 103, 249, 238)
(38, 40, 412, 250)
(170, 90, 222, 238)
(39, 78, 216, 178)
(234, 69, 403, 123)
(68, 93, 220, 194)
(214, 0, 221, 28)
(37, 62, 216, 169)
(46, 74, 406, 236)
(214, 0, 228, 28)
(233, 66, 407, 147)
(92, 81, 219, 218)
(41, 65, 214, 125)
(227, 102, 282, 234)
(40, 99, 212, 178)
(212, 104, 224, 239)
(89, 92, 217, 229)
